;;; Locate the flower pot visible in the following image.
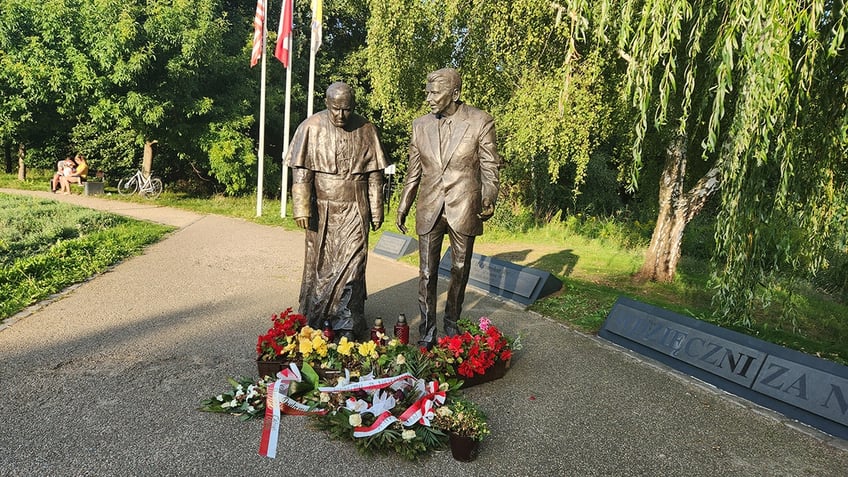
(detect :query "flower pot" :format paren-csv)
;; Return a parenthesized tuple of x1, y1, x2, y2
(257, 357, 343, 381)
(448, 433, 479, 462)
(257, 358, 288, 378)
(460, 358, 510, 388)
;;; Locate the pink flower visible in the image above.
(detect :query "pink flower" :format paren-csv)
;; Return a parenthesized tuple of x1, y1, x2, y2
(478, 317, 492, 331)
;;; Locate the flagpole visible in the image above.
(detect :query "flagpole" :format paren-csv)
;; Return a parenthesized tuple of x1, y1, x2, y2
(280, 28, 293, 218)
(256, 10, 268, 217)
(307, 47, 316, 117)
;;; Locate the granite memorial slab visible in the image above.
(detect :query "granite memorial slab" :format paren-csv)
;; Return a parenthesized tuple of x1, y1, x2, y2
(373, 231, 418, 260)
(599, 296, 848, 440)
(438, 248, 562, 307)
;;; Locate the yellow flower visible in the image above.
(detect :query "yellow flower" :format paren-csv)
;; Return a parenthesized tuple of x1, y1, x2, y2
(298, 336, 313, 355)
(312, 335, 328, 357)
(401, 429, 416, 441)
(337, 337, 354, 356)
(436, 406, 453, 417)
(282, 341, 297, 355)
(299, 326, 315, 339)
(358, 341, 378, 359)
(320, 392, 331, 403)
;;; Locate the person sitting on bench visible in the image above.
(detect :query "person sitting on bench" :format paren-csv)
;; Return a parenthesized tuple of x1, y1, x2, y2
(59, 154, 88, 194)
(51, 156, 76, 193)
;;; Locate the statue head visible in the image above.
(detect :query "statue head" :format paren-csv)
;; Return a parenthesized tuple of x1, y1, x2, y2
(425, 68, 461, 117)
(325, 82, 355, 128)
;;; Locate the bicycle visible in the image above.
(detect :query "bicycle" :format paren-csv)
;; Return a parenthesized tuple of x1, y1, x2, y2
(117, 169, 163, 199)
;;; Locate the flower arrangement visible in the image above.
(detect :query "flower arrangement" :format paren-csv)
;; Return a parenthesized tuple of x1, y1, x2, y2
(255, 308, 307, 361)
(433, 396, 490, 441)
(199, 376, 268, 421)
(203, 312, 517, 460)
(310, 371, 458, 460)
(432, 317, 515, 378)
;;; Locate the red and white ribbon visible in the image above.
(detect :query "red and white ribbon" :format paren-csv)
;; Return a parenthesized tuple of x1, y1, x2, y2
(258, 381, 282, 458)
(259, 362, 322, 458)
(399, 381, 446, 427)
(353, 411, 398, 437)
(318, 372, 414, 393)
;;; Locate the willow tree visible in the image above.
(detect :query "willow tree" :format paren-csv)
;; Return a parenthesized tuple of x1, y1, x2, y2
(568, 0, 847, 323)
(365, 0, 619, 218)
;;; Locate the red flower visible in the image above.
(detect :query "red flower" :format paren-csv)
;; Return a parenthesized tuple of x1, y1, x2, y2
(257, 308, 308, 359)
(433, 318, 514, 379)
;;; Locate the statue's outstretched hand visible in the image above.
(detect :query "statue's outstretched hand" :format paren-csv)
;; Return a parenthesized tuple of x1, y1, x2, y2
(371, 220, 383, 231)
(295, 216, 309, 229)
(396, 213, 408, 234)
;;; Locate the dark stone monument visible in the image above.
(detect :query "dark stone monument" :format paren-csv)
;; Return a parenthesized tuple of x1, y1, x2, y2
(373, 231, 417, 260)
(438, 248, 562, 307)
(599, 296, 848, 440)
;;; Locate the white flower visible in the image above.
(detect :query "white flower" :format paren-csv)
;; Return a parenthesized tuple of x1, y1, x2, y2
(401, 429, 416, 441)
(216, 395, 224, 402)
(438, 382, 449, 392)
(235, 390, 245, 398)
(436, 407, 453, 417)
(395, 354, 406, 365)
(349, 413, 363, 427)
(246, 390, 257, 400)
(320, 392, 331, 403)
(228, 399, 238, 408)
(247, 406, 256, 414)
(236, 384, 243, 391)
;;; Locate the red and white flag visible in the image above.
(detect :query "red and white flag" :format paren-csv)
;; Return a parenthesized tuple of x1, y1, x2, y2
(274, 0, 293, 67)
(250, 0, 267, 67)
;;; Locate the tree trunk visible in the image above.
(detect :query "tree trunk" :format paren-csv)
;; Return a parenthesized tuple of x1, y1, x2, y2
(16, 143, 26, 181)
(142, 140, 158, 176)
(636, 134, 721, 282)
(4, 142, 12, 173)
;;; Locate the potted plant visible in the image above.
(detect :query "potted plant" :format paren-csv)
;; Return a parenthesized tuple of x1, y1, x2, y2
(431, 317, 516, 387)
(434, 397, 490, 462)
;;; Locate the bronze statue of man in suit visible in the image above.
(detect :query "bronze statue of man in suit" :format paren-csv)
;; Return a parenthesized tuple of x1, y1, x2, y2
(396, 68, 501, 349)
(287, 81, 389, 340)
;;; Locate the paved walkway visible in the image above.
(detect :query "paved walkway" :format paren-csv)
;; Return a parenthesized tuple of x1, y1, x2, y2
(1, 188, 846, 476)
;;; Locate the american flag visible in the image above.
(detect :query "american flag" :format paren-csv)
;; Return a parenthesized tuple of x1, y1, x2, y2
(250, 0, 266, 67)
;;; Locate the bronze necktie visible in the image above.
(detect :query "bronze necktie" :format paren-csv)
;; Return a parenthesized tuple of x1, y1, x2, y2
(439, 117, 451, 160)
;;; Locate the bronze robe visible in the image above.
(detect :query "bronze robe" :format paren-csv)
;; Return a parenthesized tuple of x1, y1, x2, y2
(286, 111, 389, 335)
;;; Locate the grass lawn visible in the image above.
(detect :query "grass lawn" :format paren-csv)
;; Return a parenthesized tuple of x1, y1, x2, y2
(0, 192, 174, 321)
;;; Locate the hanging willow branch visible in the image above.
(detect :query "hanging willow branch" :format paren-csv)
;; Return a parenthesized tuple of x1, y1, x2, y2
(574, 0, 848, 323)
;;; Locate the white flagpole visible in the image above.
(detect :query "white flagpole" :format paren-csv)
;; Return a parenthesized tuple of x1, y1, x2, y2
(307, 48, 316, 117)
(256, 3, 269, 217)
(280, 26, 293, 218)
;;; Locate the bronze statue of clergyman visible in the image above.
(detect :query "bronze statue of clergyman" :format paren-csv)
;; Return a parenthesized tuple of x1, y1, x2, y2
(396, 68, 501, 350)
(286, 81, 389, 340)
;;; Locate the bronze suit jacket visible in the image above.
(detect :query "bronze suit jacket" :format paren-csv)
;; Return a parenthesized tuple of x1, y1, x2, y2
(398, 103, 501, 236)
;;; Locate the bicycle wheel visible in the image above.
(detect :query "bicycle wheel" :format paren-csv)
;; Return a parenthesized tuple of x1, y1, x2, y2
(145, 177, 163, 199)
(117, 177, 138, 196)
